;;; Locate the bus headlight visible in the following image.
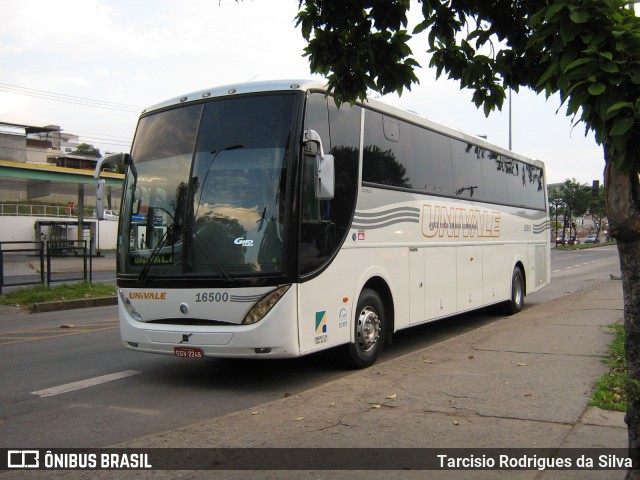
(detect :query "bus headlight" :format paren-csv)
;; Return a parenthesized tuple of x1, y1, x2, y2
(118, 289, 143, 322)
(242, 285, 291, 325)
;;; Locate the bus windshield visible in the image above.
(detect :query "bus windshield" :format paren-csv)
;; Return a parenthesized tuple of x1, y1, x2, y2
(119, 93, 297, 279)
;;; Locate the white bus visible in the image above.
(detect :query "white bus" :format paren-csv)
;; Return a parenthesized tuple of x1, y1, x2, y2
(96, 79, 550, 368)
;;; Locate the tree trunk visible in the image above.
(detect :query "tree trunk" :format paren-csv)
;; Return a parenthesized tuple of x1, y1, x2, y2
(604, 158, 640, 478)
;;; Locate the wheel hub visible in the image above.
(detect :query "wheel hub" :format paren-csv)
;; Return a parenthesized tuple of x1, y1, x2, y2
(357, 306, 380, 352)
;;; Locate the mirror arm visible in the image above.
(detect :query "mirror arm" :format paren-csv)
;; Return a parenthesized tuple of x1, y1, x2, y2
(94, 152, 128, 220)
(303, 129, 324, 158)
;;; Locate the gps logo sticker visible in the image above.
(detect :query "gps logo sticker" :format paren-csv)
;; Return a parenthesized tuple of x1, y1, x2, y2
(234, 237, 254, 247)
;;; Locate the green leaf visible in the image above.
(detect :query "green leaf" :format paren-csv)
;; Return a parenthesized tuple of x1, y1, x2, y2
(600, 63, 619, 74)
(605, 102, 633, 119)
(570, 9, 589, 24)
(563, 58, 592, 73)
(588, 83, 606, 95)
(413, 20, 429, 35)
(610, 117, 634, 136)
(599, 51, 614, 61)
(536, 63, 559, 89)
(545, 2, 567, 20)
(566, 91, 589, 116)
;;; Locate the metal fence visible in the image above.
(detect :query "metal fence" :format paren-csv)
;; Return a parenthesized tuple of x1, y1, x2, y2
(0, 203, 94, 218)
(0, 240, 93, 294)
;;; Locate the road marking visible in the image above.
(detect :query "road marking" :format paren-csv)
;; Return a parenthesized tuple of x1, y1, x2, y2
(32, 370, 140, 397)
(552, 254, 620, 274)
(0, 319, 118, 346)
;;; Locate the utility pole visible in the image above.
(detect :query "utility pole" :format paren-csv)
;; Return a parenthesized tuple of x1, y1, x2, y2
(508, 89, 512, 150)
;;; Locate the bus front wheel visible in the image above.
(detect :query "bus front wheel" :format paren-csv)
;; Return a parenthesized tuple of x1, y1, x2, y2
(346, 288, 385, 369)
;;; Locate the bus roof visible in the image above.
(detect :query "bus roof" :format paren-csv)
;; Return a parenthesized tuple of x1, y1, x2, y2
(143, 79, 324, 114)
(142, 79, 544, 170)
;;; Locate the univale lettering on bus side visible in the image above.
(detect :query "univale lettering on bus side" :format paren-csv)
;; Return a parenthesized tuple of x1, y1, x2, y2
(422, 204, 501, 239)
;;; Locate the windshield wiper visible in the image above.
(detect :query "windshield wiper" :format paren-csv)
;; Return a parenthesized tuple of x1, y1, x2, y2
(256, 206, 267, 232)
(138, 225, 174, 284)
(190, 233, 233, 283)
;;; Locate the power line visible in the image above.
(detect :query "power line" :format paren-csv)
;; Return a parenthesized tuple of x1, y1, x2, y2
(69, 129, 132, 142)
(1, 126, 132, 150)
(0, 82, 139, 150)
(0, 82, 144, 113)
(61, 130, 133, 148)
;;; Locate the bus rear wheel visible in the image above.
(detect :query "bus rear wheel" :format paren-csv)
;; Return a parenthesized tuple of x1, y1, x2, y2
(346, 288, 385, 369)
(503, 266, 524, 315)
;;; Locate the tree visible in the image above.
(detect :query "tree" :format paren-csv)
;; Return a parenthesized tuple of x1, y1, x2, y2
(589, 184, 608, 239)
(296, 1, 640, 473)
(558, 178, 590, 242)
(73, 143, 101, 158)
(548, 188, 566, 245)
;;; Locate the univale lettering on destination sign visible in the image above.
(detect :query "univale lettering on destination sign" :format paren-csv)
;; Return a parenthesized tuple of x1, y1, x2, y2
(422, 204, 501, 239)
(132, 255, 173, 265)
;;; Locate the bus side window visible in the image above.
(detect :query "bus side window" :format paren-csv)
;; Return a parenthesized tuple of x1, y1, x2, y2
(301, 94, 329, 223)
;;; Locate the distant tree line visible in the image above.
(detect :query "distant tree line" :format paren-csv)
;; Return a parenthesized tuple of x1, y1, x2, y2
(548, 179, 607, 244)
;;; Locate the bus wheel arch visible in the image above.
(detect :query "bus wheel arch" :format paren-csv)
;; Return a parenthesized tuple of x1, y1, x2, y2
(345, 277, 394, 369)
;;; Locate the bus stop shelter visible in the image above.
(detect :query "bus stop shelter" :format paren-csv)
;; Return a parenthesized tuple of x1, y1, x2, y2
(0, 159, 123, 244)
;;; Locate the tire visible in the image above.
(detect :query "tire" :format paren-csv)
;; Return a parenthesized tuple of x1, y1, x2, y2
(503, 266, 525, 315)
(346, 288, 385, 369)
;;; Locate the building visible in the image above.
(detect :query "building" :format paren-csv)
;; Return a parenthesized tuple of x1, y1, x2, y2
(0, 122, 59, 165)
(0, 121, 123, 248)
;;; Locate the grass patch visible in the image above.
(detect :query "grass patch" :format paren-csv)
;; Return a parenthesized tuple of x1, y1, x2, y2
(590, 324, 627, 412)
(0, 282, 116, 310)
(555, 241, 616, 250)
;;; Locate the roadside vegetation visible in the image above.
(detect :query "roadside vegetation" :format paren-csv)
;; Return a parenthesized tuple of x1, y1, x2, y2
(555, 241, 616, 251)
(0, 282, 116, 311)
(590, 324, 627, 412)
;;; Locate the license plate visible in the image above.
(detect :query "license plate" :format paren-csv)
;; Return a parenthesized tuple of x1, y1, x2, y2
(174, 346, 204, 358)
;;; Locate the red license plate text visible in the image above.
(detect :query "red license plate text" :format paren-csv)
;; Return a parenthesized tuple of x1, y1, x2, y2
(174, 346, 204, 358)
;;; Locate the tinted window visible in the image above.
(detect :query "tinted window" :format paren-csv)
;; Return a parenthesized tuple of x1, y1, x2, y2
(362, 107, 545, 210)
(480, 150, 508, 205)
(504, 160, 545, 209)
(528, 164, 546, 209)
(363, 110, 411, 189)
(121, 94, 298, 278)
(300, 94, 361, 275)
(364, 110, 457, 195)
(451, 140, 482, 200)
(401, 122, 453, 196)
(329, 100, 361, 235)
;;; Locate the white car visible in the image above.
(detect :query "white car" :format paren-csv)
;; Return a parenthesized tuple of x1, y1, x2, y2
(104, 209, 119, 221)
(584, 233, 600, 243)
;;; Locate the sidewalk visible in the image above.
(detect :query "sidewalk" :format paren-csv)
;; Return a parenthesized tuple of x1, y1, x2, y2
(1, 252, 115, 276)
(14, 278, 626, 479)
(29, 254, 116, 274)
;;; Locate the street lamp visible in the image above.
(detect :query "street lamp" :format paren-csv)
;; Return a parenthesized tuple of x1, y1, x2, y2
(550, 197, 563, 246)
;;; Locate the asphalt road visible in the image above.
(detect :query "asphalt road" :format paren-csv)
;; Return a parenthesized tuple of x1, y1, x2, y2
(0, 246, 622, 449)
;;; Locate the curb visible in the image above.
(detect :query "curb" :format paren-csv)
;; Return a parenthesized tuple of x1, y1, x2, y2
(31, 296, 117, 313)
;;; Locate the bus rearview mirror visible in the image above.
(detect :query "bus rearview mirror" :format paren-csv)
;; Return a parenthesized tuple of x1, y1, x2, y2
(304, 129, 335, 200)
(96, 179, 106, 220)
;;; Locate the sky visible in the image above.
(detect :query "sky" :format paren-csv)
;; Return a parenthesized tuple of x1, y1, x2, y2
(0, 0, 611, 185)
